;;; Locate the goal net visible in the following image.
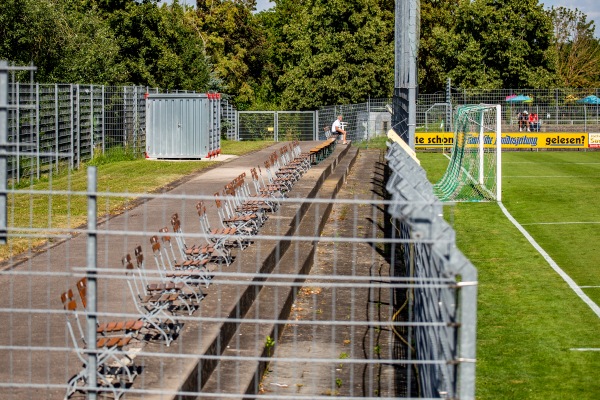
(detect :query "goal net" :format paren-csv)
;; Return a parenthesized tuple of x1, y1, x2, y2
(433, 104, 502, 202)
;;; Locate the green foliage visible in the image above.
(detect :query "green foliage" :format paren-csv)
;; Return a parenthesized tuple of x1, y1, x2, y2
(420, 151, 600, 399)
(104, 1, 212, 90)
(265, 335, 275, 357)
(418, 0, 461, 93)
(419, 0, 558, 91)
(265, 0, 394, 110)
(195, 0, 266, 107)
(550, 7, 600, 88)
(0, 0, 117, 83)
(0, 0, 212, 90)
(1, 0, 598, 107)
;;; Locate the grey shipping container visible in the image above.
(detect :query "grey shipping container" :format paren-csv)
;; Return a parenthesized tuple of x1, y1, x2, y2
(145, 92, 221, 159)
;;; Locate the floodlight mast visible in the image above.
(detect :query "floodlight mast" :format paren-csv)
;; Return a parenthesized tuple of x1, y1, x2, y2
(393, 0, 419, 150)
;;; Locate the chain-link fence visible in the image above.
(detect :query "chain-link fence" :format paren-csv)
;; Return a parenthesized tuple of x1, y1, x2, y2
(320, 89, 600, 142)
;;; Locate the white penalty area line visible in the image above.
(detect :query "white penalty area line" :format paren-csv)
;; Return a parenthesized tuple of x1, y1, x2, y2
(498, 202, 600, 319)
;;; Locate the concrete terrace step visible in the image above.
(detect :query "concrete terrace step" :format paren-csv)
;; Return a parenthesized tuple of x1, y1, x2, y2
(200, 145, 359, 398)
(126, 143, 359, 400)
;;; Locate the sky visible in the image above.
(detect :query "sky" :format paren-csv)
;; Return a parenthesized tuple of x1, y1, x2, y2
(172, 0, 600, 29)
(253, 1, 600, 21)
(540, 0, 600, 25)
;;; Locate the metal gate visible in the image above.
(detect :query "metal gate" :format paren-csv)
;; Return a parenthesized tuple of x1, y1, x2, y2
(237, 111, 317, 141)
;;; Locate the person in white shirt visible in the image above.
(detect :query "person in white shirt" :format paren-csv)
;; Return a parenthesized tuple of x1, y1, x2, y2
(331, 115, 347, 144)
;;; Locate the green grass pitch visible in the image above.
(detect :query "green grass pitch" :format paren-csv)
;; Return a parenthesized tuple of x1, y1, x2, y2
(419, 150, 600, 399)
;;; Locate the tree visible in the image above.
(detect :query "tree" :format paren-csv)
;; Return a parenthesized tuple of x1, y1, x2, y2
(450, 0, 557, 89)
(102, 1, 212, 90)
(0, 0, 122, 84)
(418, 0, 460, 93)
(194, 0, 266, 108)
(550, 7, 600, 88)
(417, 0, 558, 91)
(0, 0, 213, 89)
(270, 0, 393, 110)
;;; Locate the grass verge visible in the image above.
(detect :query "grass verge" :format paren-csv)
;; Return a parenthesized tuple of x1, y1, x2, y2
(1, 140, 275, 263)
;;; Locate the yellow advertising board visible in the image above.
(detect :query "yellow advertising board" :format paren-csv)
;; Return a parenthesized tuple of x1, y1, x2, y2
(415, 132, 590, 149)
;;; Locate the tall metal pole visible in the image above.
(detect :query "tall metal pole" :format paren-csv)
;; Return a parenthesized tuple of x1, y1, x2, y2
(393, 0, 420, 149)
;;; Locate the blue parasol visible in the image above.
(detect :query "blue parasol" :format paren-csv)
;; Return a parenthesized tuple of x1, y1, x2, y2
(576, 95, 600, 105)
(505, 95, 533, 103)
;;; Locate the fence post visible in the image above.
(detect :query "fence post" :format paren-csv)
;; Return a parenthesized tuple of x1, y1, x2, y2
(36, 82, 40, 179)
(446, 78, 452, 132)
(15, 82, 20, 184)
(555, 89, 559, 125)
(101, 86, 105, 155)
(55, 84, 59, 173)
(86, 166, 98, 400)
(91, 85, 94, 160)
(0, 61, 7, 244)
(274, 112, 278, 142)
(70, 84, 74, 170)
(235, 110, 239, 141)
(315, 110, 319, 141)
(76, 84, 81, 169)
(133, 86, 138, 151)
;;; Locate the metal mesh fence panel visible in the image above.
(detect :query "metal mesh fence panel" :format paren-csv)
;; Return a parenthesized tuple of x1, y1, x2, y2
(447, 88, 600, 132)
(276, 111, 315, 141)
(5, 83, 150, 180)
(238, 111, 316, 141)
(238, 111, 276, 141)
(221, 97, 237, 140)
(7, 82, 37, 182)
(4, 81, 236, 181)
(322, 90, 600, 143)
(319, 100, 393, 142)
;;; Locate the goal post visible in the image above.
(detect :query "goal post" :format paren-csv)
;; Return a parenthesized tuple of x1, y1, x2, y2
(433, 104, 502, 202)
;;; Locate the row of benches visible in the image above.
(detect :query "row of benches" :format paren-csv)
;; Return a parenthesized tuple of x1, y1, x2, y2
(59, 139, 336, 399)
